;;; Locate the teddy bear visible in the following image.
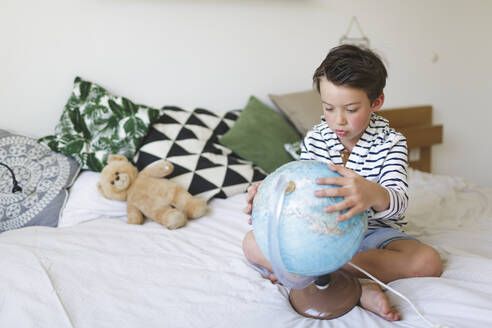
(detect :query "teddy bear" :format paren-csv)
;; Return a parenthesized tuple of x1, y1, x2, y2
(97, 154, 208, 229)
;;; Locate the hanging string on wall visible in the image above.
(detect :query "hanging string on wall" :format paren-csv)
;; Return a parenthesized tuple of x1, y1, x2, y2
(339, 16, 370, 48)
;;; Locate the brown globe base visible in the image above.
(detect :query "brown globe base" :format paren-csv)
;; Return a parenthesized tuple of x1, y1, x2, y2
(289, 269, 361, 320)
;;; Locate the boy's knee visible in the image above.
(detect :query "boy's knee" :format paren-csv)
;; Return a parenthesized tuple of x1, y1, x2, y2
(242, 230, 256, 262)
(410, 246, 443, 278)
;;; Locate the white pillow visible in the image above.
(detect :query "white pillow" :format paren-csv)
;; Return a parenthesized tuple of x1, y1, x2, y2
(58, 171, 127, 227)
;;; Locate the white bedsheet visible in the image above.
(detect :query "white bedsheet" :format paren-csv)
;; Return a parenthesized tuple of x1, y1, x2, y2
(1, 170, 492, 328)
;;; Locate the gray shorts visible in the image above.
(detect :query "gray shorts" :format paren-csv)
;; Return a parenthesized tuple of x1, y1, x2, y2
(357, 227, 418, 253)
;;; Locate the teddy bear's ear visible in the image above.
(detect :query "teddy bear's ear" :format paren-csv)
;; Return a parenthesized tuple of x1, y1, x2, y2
(108, 154, 128, 163)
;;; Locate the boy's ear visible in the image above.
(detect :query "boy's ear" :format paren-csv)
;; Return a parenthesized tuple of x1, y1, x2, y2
(371, 93, 385, 112)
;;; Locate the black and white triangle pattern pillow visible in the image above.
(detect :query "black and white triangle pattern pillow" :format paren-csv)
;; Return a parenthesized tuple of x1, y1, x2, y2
(134, 106, 266, 201)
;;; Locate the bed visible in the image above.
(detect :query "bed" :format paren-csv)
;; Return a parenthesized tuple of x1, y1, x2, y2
(2, 93, 492, 328)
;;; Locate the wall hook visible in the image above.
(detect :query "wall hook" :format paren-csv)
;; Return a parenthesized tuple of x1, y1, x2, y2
(339, 16, 370, 48)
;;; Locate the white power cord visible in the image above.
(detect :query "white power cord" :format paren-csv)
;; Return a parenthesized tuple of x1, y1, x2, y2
(348, 261, 446, 328)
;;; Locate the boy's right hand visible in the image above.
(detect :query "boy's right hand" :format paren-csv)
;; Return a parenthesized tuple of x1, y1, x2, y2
(244, 181, 262, 225)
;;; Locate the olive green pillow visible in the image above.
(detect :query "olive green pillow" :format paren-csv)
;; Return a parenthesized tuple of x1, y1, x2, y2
(39, 77, 160, 171)
(219, 96, 301, 173)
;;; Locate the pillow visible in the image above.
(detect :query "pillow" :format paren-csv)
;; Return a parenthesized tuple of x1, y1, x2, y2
(58, 171, 127, 227)
(0, 129, 80, 232)
(269, 89, 322, 136)
(39, 76, 160, 172)
(134, 106, 266, 201)
(218, 96, 301, 173)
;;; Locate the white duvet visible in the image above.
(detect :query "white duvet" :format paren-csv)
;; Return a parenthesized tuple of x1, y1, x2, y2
(1, 170, 492, 328)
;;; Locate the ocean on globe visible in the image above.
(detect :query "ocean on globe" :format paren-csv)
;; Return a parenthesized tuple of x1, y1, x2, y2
(252, 160, 367, 277)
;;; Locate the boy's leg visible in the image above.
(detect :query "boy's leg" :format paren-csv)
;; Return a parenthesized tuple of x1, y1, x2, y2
(359, 282, 400, 321)
(344, 237, 443, 283)
(242, 230, 278, 283)
(244, 228, 442, 284)
(242, 229, 400, 321)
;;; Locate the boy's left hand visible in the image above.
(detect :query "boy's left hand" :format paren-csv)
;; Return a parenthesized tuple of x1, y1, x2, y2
(314, 163, 387, 222)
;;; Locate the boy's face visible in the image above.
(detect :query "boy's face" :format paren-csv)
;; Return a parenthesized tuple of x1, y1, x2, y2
(319, 77, 384, 150)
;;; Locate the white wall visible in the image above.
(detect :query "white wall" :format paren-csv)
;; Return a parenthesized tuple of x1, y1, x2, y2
(1, 0, 491, 186)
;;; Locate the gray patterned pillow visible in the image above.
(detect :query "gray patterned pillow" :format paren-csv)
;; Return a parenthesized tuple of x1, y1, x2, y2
(0, 129, 80, 232)
(39, 77, 160, 171)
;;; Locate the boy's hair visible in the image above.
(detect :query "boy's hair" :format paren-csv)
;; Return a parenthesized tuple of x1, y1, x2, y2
(313, 44, 387, 104)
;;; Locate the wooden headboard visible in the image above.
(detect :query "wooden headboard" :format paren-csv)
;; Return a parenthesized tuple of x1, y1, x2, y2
(379, 105, 443, 173)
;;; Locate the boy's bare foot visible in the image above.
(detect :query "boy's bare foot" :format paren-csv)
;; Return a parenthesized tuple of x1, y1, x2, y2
(359, 282, 401, 321)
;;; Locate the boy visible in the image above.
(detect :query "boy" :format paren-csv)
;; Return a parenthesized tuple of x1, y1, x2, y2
(242, 44, 443, 321)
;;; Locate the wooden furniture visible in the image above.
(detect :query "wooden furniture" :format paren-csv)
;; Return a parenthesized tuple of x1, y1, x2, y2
(379, 105, 442, 173)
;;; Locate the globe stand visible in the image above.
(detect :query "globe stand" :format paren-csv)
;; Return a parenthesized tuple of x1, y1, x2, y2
(289, 269, 361, 320)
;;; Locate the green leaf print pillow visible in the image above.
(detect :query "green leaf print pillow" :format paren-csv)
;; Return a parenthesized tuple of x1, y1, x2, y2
(39, 77, 160, 171)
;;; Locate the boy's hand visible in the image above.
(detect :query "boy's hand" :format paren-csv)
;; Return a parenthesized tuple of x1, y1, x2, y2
(244, 181, 262, 225)
(314, 164, 389, 222)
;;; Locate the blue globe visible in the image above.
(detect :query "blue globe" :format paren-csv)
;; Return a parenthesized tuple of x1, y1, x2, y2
(252, 160, 367, 277)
